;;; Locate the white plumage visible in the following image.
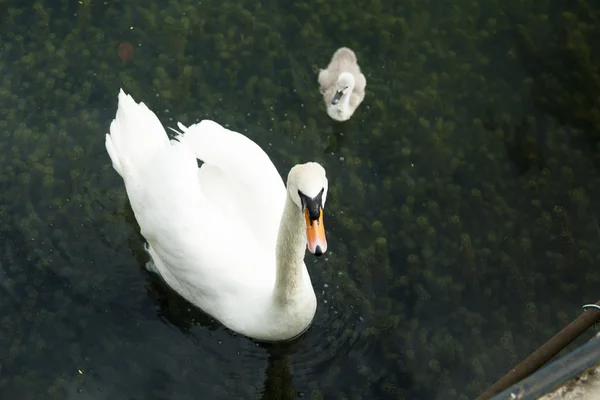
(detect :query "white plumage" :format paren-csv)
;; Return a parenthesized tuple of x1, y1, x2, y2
(105, 89, 329, 341)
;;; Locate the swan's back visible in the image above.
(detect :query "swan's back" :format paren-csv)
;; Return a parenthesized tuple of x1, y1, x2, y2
(136, 140, 274, 296)
(318, 47, 366, 94)
(328, 47, 358, 72)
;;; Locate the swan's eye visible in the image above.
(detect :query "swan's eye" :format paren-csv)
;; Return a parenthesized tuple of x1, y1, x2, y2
(298, 188, 324, 221)
(298, 190, 305, 208)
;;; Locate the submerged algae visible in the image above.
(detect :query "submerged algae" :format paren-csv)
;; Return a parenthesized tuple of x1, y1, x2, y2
(0, 0, 599, 399)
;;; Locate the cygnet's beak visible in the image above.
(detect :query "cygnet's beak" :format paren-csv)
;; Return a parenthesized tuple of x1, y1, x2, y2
(304, 204, 327, 257)
(331, 90, 343, 105)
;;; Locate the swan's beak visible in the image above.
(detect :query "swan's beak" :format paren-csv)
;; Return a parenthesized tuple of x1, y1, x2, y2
(304, 208, 327, 256)
(331, 90, 343, 105)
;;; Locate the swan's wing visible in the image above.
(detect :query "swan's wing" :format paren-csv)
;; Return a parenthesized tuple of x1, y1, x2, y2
(195, 163, 249, 233)
(318, 69, 332, 93)
(349, 91, 365, 109)
(354, 72, 367, 94)
(175, 120, 287, 252)
(135, 140, 271, 295)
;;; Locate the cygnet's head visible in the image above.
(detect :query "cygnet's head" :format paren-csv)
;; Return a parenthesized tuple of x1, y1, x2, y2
(331, 72, 355, 105)
(287, 162, 329, 256)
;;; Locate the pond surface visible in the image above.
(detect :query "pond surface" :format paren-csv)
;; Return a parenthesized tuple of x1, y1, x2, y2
(1, 0, 599, 399)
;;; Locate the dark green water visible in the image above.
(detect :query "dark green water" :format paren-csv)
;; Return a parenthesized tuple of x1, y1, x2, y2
(1, 0, 600, 399)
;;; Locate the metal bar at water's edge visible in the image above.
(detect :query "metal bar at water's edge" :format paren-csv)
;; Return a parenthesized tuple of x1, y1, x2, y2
(475, 300, 600, 400)
(491, 335, 600, 399)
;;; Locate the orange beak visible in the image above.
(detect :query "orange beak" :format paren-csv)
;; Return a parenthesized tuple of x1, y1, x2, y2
(304, 208, 327, 256)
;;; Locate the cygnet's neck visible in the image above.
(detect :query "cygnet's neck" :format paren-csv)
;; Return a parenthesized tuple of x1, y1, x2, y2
(273, 193, 307, 305)
(337, 73, 355, 106)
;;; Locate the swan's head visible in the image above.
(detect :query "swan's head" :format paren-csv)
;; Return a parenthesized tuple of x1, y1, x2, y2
(331, 72, 355, 105)
(287, 162, 329, 257)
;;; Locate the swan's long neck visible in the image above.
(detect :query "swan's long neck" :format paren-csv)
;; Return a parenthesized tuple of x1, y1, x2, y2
(273, 194, 307, 305)
(338, 76, 355, 108)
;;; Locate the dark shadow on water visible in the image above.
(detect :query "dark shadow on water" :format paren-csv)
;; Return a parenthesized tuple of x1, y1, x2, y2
(144, 261, 307, 399)
(482, 109, 547, 177)
(259, 344, 299, 400)
(322, 107, 372, 155)
(146, 272, 312, 399)
(324, 119, 348, 154)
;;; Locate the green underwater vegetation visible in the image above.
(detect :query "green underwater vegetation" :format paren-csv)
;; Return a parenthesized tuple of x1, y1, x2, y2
(0, 0, 600, 398)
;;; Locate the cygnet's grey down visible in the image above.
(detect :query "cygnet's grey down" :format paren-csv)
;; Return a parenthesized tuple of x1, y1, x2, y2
(318, 47, 366, 122)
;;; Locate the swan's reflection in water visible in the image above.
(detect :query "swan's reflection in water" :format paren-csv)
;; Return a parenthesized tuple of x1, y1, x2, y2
(324, 120, 348, 154)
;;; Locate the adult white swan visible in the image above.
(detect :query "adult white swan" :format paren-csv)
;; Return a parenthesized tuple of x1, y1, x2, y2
(105, 89, 329, 342)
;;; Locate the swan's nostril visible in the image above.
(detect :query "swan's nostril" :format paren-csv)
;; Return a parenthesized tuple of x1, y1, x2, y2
(314, 246, 323, 256)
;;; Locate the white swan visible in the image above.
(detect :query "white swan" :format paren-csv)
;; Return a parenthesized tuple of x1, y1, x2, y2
(318, 47, 367, 121)
(105, 89, 329, 342)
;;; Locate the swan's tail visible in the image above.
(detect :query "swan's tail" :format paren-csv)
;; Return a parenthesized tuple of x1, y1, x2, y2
(105, 89, 170, 179)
